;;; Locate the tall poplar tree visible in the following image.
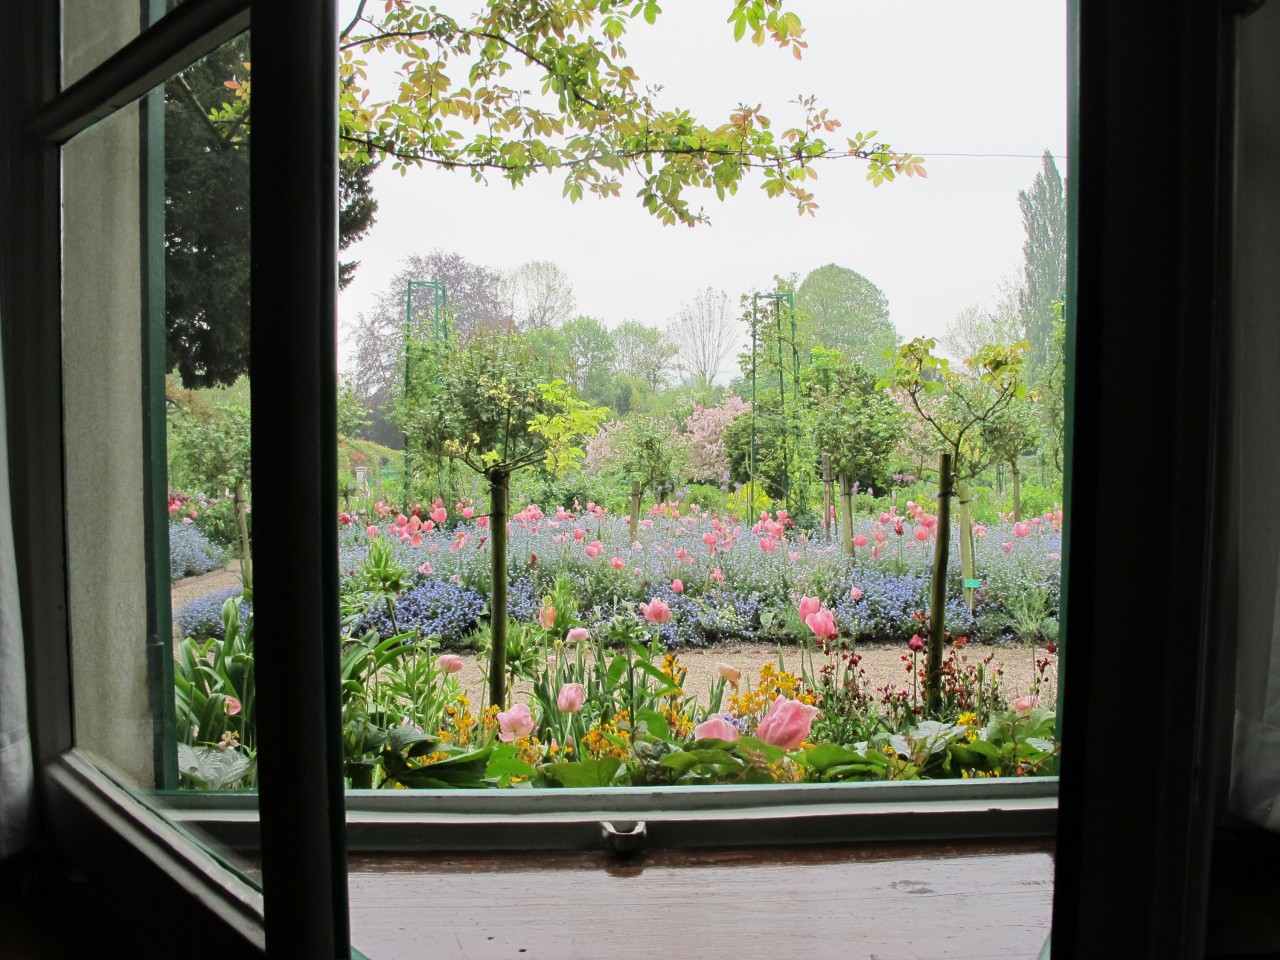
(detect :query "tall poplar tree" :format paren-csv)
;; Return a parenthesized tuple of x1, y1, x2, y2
(1017, 150, 1068, 378)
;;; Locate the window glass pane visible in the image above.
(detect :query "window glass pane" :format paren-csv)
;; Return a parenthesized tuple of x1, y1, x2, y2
(61, 29, 258, 881)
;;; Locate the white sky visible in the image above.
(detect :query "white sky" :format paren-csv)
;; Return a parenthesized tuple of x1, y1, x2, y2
(336, 1, 1067, 371)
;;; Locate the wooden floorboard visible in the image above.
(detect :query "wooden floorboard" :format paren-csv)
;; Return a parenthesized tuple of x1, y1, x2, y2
(349, 839, 1055, 960)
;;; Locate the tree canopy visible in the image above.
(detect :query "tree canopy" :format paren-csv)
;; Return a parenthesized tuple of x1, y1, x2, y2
(331, 1, 924, 227)
(165, 34, 379, 387)
(795, 264, 897, 374)
(1017, 150, 1067, 378)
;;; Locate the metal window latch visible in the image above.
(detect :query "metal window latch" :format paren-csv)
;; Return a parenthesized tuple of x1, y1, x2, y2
(600, 820, 647, 855)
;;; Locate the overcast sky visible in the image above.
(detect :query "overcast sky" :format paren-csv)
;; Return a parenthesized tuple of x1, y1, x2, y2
(336, 1, 1067, 371)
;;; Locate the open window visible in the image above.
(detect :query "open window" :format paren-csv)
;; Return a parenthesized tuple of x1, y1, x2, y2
(0, 1, 1265, 958)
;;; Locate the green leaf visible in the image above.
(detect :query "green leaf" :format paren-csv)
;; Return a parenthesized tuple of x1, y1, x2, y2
(803, 742, 863, 773)
(537, 757, 623, 788)
(177, 743, 253, 790)
(636, 709, 676, 743)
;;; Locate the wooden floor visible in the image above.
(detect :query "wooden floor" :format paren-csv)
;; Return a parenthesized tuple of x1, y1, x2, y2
(348, 839, 1055, 960)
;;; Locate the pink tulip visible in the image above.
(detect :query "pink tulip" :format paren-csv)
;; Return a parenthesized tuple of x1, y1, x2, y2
(671, 578, 684, 593)
(914, 526, 929, 542)
(1014, 695, 1040, 713)
(805, 608, 838, 640)
(852, 534, 868, 548)
(850, 586, 863, 601)
(908, 634, 925, 653)
(693, 716, 740, 742)
(223, 696, 241, 716)
(703, 532, 718, 549)
(710, 567, 725, 583)
(611, 557, 625, 570)
(788, 551, 800, 564)
(1001, 541, 1015, 554)
(759, 537, 778, 553)
(417, 561, 433, 575)
(565, 627, 590, 644)
(585, 543, 602, 558)
(477, 516, 489, 528)
(437, 654, 464, 674)
(539, 605, 556, 630)
(973, 524, 987, 539)
(755, 697, 820, 749)
(573, 528, 585, 540)
(798, 596, 821, 621)
(1014, 521, 1032, 538)
(365, 525, 379, 538)
(497, 703, 535, 742)
(462, 506, 474, 520)
(640, 597, 672, 624)
(557, 683, 586, 713)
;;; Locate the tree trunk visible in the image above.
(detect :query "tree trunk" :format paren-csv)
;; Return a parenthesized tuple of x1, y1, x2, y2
(234, 477, 252, 591)
(1011, 461, 1022, 519)
(822, 453, 833, 543)
(838, 472, 854, 558)
(628, 480, 642, 542)
(488, 470, 510, 709)
(927, 453, 954, 716)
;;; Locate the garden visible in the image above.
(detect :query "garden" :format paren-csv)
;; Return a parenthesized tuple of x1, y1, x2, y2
(160, 2, 1067, 795)
(166, 307, 1064, 793)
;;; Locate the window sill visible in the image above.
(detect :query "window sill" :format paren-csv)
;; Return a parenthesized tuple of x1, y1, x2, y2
(158, 778, 1058, 853)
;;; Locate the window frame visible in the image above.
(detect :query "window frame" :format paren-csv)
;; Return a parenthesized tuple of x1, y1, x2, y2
(0, 1, 1250, 958)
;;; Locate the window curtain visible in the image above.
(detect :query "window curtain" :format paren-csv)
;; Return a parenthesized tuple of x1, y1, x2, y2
(1229, 0, 1280, 833)
(0, 324, 33, 858)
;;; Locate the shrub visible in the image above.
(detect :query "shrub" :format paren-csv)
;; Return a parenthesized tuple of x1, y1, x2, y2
(174, 587, 250, 642)
(169, 522, 227, 580)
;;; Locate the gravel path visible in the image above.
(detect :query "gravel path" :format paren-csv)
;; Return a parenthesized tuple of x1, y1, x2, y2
(169, 566, 1058, 709)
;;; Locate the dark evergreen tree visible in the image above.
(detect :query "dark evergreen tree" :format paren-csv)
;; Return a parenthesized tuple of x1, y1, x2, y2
(164, 35, 379, 387)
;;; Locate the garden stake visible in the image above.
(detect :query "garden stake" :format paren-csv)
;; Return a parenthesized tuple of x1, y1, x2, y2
(838, 472, 855, 558)
(822, 453, 833, 543)
(488, 468, 510, 708)
(956, 481, 977, 612)
(629, 480, 642, 542)
(234, 477, 252, 590)
(927, 452, 955, 716)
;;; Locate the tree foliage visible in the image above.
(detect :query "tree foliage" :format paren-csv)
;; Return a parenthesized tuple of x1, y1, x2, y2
(348, 250, 510, 445)
(795, 264, 897, 374)
(810, 362, 904, 491)
(1017, 150, 1067, 378)
(942, 276, 1025, 361)
(503, 260, 577, 331)
(882, 337, 1030, 480)
(165, 34, 379, 387)
(402, 333, 605, 481)
(331, 0, 924, 227)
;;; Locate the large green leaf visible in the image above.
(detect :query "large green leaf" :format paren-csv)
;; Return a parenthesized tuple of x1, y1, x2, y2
(536, 757, 623, 788)
(176, 743, 253, 790)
